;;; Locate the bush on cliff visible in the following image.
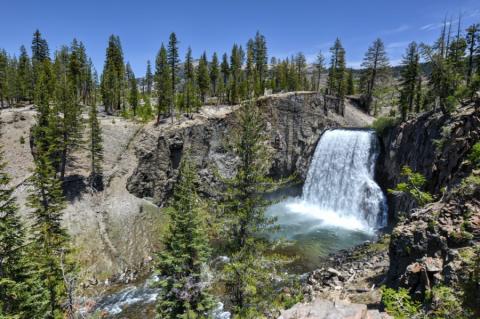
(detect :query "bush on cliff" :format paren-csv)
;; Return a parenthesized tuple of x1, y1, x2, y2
(371, 116, 398, 136)
(388, 166, 433, 207)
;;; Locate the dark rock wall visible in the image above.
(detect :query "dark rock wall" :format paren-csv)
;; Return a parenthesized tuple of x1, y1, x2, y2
(376, 105, 480, 218)
(127, 92, 367, 206)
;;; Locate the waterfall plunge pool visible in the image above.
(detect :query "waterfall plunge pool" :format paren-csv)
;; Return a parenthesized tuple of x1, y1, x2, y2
(266, 129, 387, 273)
(91, 129, 388, 316)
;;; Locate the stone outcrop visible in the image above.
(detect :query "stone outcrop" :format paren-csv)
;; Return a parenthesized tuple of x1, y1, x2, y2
(127, 92, 373, 206)
(300, 237, 390, 308)
(387, 178, 480, 298)
(279, 298, 392, 319)
(377, 104, 480, 217)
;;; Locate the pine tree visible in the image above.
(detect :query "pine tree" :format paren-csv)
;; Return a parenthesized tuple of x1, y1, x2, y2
(220, 53, 230, 103)
(246, 40, 256, 97)
(221, 53, 230, 86)
(269, 57, 278, 92)
(222, 99, 279, 317)
(31, 29, 50, 86)
(0, 129, 33, 317)
(167, 32, 180, 105)
(327, 38, 347, 100)
(88, 103, 103, 190)
(253, 31, 268, 95)
(183, 47, 197, 113)
(314, 51, 325, 92)
(360, 38, 390, 113)
(209, 52, 220, 97)
(421, 23, 459, 114)
(6, 56, 19, 106)
(145, 60, 153, 96)
(294, 52, 308, 90)
(0, 50, 7, 107)
(197, 52, 210, 104)
(31, 29, 50, 63)
(53, 47, 83, 181)
(229, 44, 244, 105)
(17, 45, 33, 102)
(155, 44, 172, 123)
(29, 62, 70, 318)
(126, 63, 139, 116)
(101, 35, 125, 114)
(466, 24, 480, 86)
(399, 42, 420, 121)
(346, 69, 355, 95)
(156, 155, 214, 319)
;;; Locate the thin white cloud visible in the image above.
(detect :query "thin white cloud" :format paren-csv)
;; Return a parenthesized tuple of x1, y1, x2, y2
(467, 9, 480, 18)
(387, 41, 410, 49)
(382, 24, 410, 35)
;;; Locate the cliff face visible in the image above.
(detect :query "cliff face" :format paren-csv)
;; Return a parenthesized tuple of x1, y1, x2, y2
(387, 178, 480, 300)
(377, 104, 480, 305)
(377, 104, 480, 217)
(127, 92, 373, 205)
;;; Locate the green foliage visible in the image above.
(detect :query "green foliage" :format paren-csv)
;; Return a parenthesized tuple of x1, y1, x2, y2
(371, 116, 398, 136)
(19, 136, 25, 144)
(155, 44, 173, 122)
(429, 286, 467, 319)
(127, 63, 139, 116)
(313, 51, 325, 92)
(52, 47, 84, 180)
(88, 104, 103, 190)
(138, 96, 154, 122)
(145, 60, 153, 95)
(197, 52, 210, 103)
(388, 166, 433, 206)
(462, 245, 480, 318)
(327, 38, 347, 99)
(156, 156, 215, 319)
(360, 38, 390, 113)
(381, 287, 420, 319)
(221, 99, 283, 317)
(399, 42, 420, 121)
(209, 52, 220, 97)
(346, 68, 355, 95)
(0, 129, 38, 317)
(28, 61, 72, 318)
(468, 142, 480, 167)
(101, 35, 125, 114)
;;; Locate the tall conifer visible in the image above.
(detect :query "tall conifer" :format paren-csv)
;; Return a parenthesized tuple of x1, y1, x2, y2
(156, 156, 214, 319)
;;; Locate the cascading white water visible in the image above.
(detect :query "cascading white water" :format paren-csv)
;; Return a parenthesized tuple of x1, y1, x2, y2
(283, 129, 387, 232)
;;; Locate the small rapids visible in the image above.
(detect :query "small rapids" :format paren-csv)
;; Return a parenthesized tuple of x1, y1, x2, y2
(90, 275, 230, 318)
(90, 128, 388, 315)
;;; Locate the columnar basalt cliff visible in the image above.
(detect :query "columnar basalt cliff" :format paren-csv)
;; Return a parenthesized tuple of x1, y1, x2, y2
(377, 104, 480, 217)
(126, 92, 373, 206)
(375, 103, 480, 307)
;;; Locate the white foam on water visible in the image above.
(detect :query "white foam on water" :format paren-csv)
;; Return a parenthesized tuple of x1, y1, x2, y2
(299, 129, 387, 231)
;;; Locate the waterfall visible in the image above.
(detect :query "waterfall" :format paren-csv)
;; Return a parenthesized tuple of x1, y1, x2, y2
(302, 129, 386, 230)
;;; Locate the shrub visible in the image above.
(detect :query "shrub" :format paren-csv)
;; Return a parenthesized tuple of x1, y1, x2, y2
(381, 286, 420, 319)
(469, 142, 480, 167)
(19, 136, 25, 144)
(371, 116, 398, 136)
(430, 286, 466, 319)
(445, 95, 457, 114)
(388, 166, 434, 206)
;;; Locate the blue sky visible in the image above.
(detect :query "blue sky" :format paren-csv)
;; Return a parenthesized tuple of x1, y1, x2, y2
(1, 0, 479, 75)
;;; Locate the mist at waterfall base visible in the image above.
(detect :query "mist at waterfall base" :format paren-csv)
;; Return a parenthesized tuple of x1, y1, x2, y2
(267, 129, 387, 273)
(92, 129, 386, 317)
